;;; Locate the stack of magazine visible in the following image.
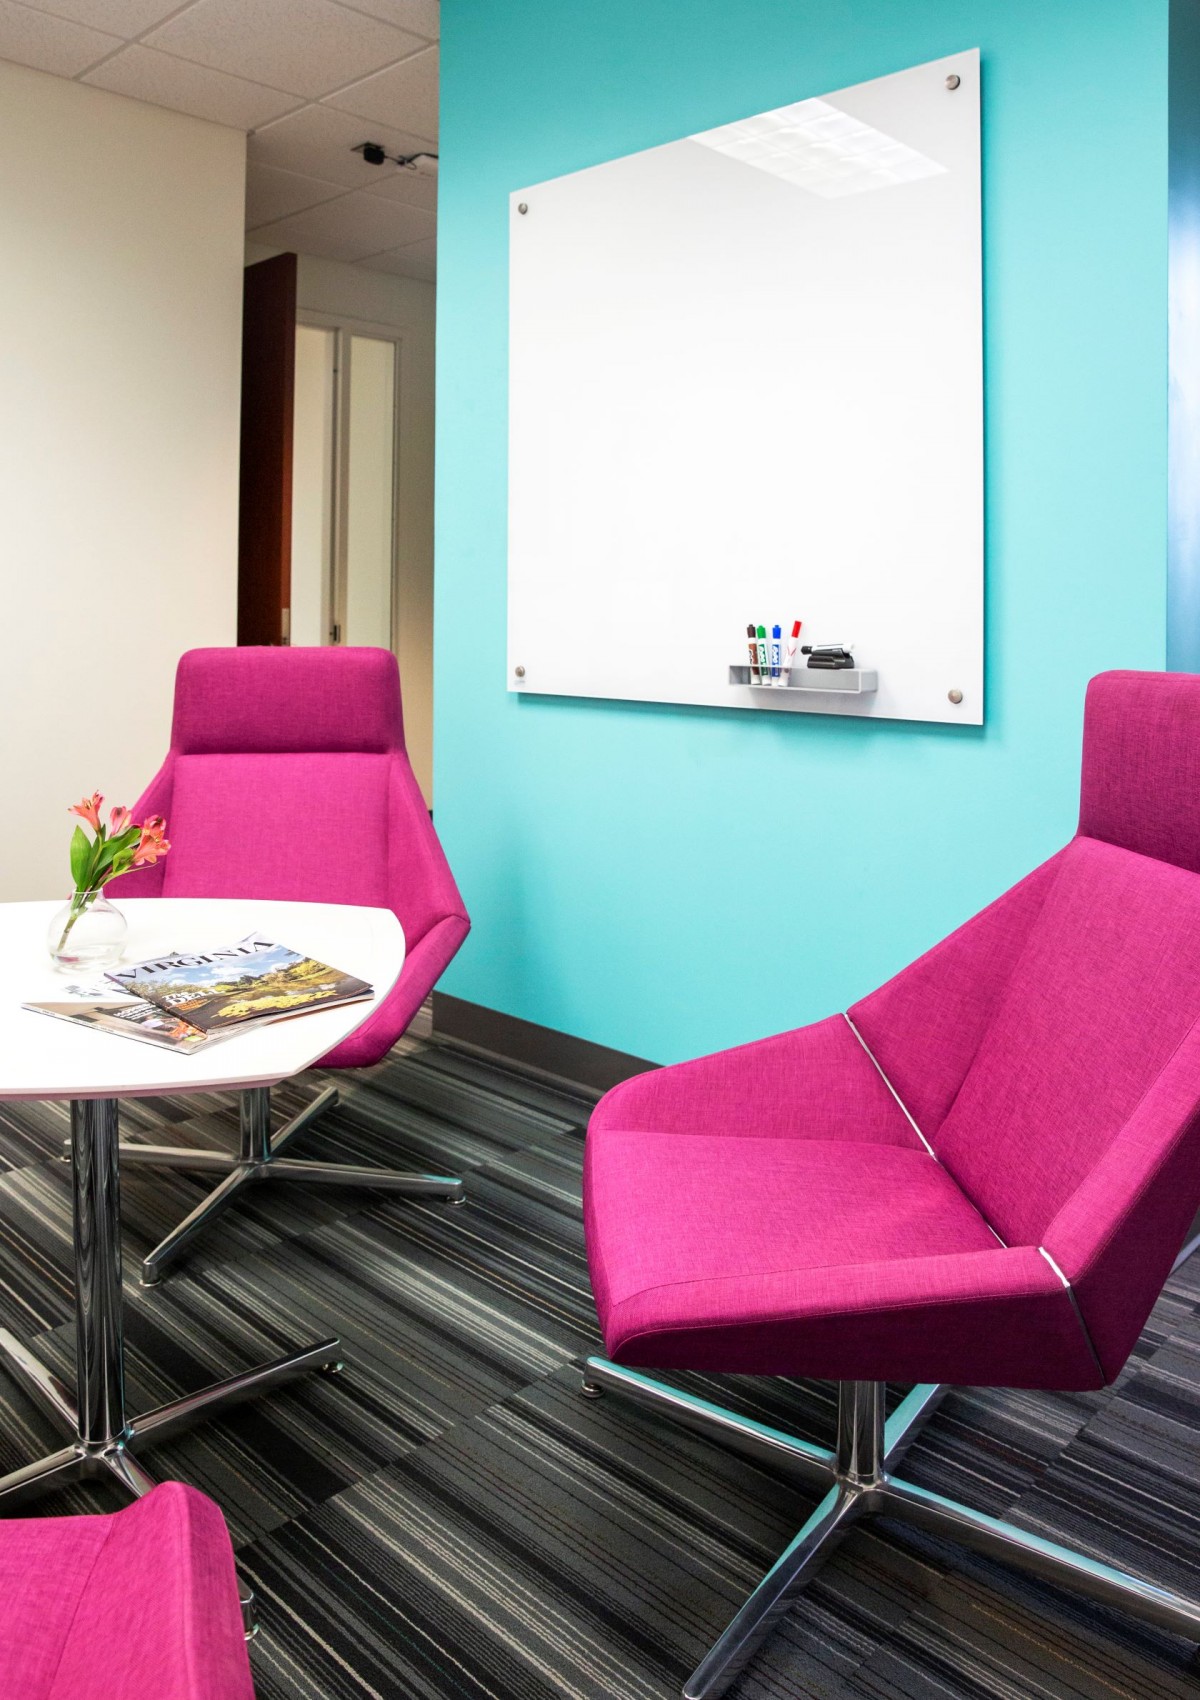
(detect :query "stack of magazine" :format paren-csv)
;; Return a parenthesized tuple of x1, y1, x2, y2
(25, 935, 373, 1054)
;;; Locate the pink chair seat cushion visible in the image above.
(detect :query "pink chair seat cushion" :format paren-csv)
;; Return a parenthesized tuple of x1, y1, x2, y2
(585, 1010, 1102, 1386)
(585, 1122, 1096, 1385)
(0, 1482, 253, 1700)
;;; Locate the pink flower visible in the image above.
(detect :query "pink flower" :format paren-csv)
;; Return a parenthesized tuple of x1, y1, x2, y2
(132, 816, 171, 866)
(108, 805, 132, 835)
(69, 792, 103, 831)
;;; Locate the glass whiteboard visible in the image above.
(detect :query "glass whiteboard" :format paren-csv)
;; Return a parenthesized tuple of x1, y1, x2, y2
(508, 51, 982, 724)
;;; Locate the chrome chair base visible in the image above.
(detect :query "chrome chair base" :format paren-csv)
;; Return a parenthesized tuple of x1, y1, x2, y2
(583, 1357, 1200, 1700)
(97, 1084, 465, 1284)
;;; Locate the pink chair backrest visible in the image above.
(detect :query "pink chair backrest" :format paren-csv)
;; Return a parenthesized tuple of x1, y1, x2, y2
(851, 671, 1200, 1377)
(122, 647, 464, 960)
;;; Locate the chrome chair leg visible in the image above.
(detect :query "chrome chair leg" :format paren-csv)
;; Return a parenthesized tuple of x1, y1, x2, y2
(685, 1484, 861, 1700)
(582, 1358, 1200, 1699)
(1174, 1228, 1200, 1272)
(129, 1085, 466, 1284)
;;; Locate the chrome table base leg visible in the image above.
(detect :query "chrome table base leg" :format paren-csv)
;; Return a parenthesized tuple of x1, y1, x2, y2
(138, 1166, 256, 1287)
(0, 1100, 342, 1531)
(583, 1358, 1200, 1699)
(0, 1326, 78, 1432)
(115, 1085, 465, 1284)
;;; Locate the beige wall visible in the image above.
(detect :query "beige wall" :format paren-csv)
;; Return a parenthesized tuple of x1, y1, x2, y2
(2, 62, 245, 900)
(247, 244, 437, 803)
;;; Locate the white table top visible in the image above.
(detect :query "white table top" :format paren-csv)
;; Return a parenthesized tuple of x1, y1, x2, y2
(0, 899, 404, 1101)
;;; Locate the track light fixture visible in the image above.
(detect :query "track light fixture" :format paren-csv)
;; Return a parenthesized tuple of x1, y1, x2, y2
(351, 142, 439, 175)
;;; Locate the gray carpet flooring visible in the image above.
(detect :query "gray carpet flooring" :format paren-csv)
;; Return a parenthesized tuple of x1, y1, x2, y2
(0, 1031, 1199, 1698)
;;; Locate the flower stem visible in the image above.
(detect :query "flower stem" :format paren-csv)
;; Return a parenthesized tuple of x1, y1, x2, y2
(54, 888, 99, 958)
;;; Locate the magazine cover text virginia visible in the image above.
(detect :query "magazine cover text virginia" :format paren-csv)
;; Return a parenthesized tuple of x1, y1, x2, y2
(106, 936, 371, 1033)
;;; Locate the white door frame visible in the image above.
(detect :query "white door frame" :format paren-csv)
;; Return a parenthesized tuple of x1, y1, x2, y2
(296, 310, 403, 649)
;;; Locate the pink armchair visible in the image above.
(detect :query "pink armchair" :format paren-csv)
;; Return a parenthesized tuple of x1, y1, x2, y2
(0, 1482, 254, 1699)
(583, 670, 1200, 1698)
(108, 646, 470, 1284)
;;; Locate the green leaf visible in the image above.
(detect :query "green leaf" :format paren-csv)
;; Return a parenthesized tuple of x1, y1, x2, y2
(69, 826, 90, 888)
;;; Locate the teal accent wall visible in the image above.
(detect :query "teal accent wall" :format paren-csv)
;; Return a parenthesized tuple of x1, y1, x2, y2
(1169, 0, 1200, 670)
(435, 0, 1170, 1065)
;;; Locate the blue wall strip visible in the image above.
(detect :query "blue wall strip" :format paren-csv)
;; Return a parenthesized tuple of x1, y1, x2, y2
(1169, 0, 1200, 671)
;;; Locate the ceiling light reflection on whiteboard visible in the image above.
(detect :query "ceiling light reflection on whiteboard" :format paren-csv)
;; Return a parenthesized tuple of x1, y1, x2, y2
(690, 98, 946, 198)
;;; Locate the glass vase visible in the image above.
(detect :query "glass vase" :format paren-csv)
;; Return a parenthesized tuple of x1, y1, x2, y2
(47, 888, 128, 973)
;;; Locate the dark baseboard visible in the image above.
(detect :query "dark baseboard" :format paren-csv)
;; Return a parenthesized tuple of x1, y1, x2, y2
(431, 993, 658, 1096)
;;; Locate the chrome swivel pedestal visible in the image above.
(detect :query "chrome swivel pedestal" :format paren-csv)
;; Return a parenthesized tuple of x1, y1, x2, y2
(110, 1084, 465, 1285)
(6, 1100, 346, 1631)
(582, 1358, 1200, 1700)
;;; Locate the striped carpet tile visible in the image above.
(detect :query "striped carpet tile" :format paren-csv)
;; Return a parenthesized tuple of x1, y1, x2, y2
(0, 1034, 1197, 1696)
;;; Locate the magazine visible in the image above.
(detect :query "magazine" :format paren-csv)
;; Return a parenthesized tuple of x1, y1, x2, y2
(104, 935, 373, 1034)
(23, 983, 219, 1053)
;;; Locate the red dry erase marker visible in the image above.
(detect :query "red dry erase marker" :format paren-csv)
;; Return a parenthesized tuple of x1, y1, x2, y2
(779, 620, 802, 686)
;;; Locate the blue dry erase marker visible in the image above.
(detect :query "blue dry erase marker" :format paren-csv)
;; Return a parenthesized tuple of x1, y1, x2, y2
(770, 624, 782, 681)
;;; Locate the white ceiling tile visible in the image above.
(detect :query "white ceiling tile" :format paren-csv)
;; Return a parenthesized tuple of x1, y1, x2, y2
(359, 235, 435, 282)
(20, 0, 186, 33)
(144, 0, 424, 99)
(251, 187, 435, 261)
(0, 0, 119, 77)
(352, 157, 436, 210)
(84, 44, 302, 130)
(248, 102, 434, 188)
(246, 162, 346, 227)
(324, 41, 436, 138)
(337, 0, 438, 40)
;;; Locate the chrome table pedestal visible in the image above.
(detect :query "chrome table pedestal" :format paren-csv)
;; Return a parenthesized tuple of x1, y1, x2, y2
(583, 1358, 1200, 1700)
(0, 1099, 344, 1628)
(114, 1084, 465, 1285)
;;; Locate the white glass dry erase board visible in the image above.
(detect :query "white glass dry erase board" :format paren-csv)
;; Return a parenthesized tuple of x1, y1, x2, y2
(508, 51, 983, 724)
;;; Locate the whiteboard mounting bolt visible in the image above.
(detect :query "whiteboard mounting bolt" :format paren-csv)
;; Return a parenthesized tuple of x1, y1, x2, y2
(515, 665, 526, 678)
(948, 689, 963, 704)
(518, 202, 529, 214)
(945, 73, 961, 90)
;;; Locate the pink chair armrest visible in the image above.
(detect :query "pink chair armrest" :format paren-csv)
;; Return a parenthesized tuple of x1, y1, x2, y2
(104, 759, 175, 901)
(320, 910, 470, 1069)
(48, 1482, 254, 1700)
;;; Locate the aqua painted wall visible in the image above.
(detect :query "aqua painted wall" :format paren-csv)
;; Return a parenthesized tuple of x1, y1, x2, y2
(435, 0, 1170, 1064)
(1169, 0, 1200, 670)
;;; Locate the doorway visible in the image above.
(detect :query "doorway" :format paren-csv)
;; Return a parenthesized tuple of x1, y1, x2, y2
(291, 321, 401, 651)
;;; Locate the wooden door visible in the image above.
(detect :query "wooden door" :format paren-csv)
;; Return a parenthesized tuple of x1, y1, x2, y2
(237, 252, 297, 645)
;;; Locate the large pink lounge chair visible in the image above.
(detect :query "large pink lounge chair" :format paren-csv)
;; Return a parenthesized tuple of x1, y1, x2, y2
(0, 1481, 254, 1698)
(583, 670, 1200, 1698)
(108, 646, 470, 1285)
